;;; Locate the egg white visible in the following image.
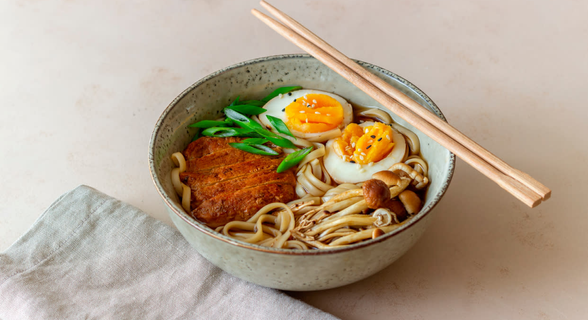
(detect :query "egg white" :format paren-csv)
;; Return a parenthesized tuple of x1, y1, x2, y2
(323, 121, 407, 184)
(258, 89, 353, 142)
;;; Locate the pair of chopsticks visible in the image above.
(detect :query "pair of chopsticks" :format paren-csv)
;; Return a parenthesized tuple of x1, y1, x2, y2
(252, 1, 551, 208)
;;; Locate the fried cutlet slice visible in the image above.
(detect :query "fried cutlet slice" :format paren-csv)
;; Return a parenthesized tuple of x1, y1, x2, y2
(180, 137, 297, 227)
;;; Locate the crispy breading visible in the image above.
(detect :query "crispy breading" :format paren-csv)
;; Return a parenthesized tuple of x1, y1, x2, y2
(180, 137, 296, 227)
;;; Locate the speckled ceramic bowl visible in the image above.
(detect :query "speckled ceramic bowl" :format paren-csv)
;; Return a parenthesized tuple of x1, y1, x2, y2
(149, 54, 454, 291)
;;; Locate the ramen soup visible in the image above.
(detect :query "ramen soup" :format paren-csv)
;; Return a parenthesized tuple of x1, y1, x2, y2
(171, 87, 429, 250)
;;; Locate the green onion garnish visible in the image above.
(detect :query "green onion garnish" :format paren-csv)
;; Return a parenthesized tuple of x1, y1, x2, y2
(201, 127, 257, 138)
(229, 96, 240, 106)
(224, 108, 296, 149)
(263, 135, 296, 149)
(238, 100, 265, 107)
(229, 143, 279, 156)
(276, 147, 313, 173)
(189, 87, 312, 170)
(225, 104, 267, 115)
(242, 138, 269, 145)
(266, 115, 295, 138)
(188, 120, 231, 128)
(261, 86, 302, 102)
(224, 108, 251, 123)
(191, 130, 200, 141)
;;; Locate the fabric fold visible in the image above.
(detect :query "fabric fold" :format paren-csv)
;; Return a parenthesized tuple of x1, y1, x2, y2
(0, 185, 337, 320)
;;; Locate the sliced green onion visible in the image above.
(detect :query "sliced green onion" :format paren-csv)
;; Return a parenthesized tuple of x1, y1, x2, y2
(266, 115, 295, 138)
(226, 104, 267, 115)
(261, 86, 302, 102)
(201, 127, 256, 138)
(229, 96, 240, 106)
(277, 147, 313, 173)
(263, 135, 296, 149)
(241, 132, 264, 138)
(191, 130, 200, 141)
(188, 120, 231, 128)
(224, 108, 296, 148)
(239, 99, 265, 107)
(226, 113, 265, 132)
(242, 138, 269, 145)
(229, 143, 279, 156)
(224, 108, 251, 123)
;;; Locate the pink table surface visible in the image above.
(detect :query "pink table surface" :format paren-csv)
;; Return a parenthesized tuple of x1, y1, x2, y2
(1, 1, 586, 319)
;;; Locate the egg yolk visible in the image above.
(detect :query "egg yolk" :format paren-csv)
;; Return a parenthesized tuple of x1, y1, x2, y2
(333, 122, 395, 164)
(284, 94, 344, 133)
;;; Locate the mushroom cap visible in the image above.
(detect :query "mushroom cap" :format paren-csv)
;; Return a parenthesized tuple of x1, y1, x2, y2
(362, 179, 391, 209)
(381, 198, 408, 222)
(372, 228, 385, 239)
(398, 190, 422, 215)
(371, 170, 401, 187)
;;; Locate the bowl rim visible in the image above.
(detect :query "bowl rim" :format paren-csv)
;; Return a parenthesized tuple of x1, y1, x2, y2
(149, 53, 455, 256)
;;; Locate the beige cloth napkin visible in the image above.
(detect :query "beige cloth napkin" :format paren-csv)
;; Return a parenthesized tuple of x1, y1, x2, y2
(0, 185, 338, 320)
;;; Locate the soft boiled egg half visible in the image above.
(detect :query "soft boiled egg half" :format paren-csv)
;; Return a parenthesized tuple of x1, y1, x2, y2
(324, 121, 407, 184)
(259, 89, 353, 142)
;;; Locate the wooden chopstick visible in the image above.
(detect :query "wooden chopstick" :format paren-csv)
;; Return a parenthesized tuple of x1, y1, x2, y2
(258, 0, 551, 203)
(259, 1, 550, 202)
(251, 5, 549, 207)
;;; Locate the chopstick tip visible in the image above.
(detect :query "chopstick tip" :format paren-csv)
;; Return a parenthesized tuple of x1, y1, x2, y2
(530, 198, 542, 208)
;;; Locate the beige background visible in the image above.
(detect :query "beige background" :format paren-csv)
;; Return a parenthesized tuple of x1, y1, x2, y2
(1, 0, 586, 319)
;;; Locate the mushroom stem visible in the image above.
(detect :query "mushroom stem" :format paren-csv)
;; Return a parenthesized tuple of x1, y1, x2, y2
(389, 162, 429, 189)
(389, 177, 412, 198)
(329, 224, 403, 246)
(372, 208, 394, 227)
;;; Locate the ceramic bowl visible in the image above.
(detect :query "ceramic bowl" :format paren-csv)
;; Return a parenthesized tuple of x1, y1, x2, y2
(149, 54, 455, 291)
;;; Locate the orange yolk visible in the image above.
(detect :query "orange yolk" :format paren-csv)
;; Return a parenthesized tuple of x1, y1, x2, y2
(284, 94, 344, 133)
(333, 122, 395, 164)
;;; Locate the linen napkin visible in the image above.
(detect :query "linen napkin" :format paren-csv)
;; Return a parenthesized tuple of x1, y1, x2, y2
(0, 185, 338, 320)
